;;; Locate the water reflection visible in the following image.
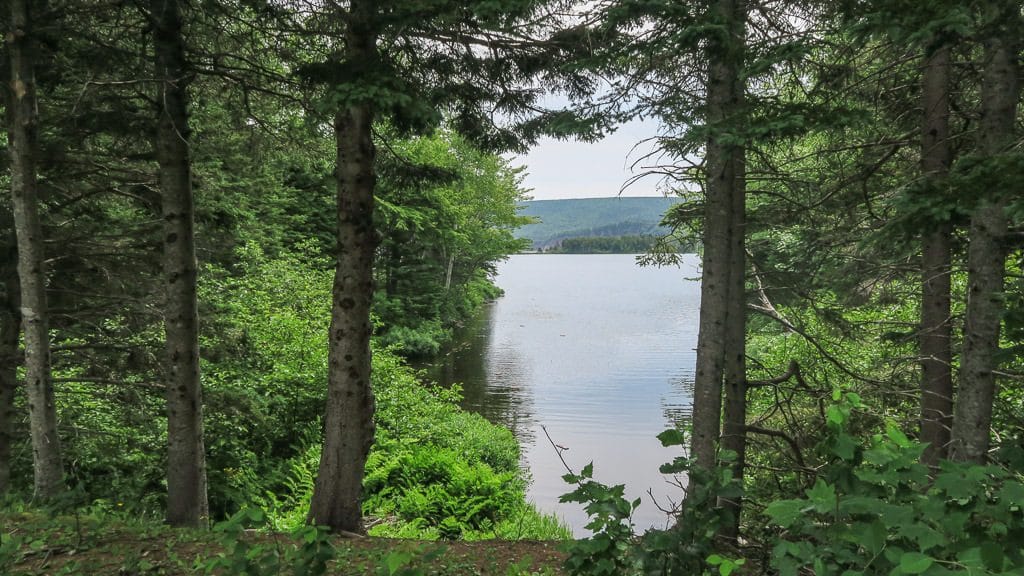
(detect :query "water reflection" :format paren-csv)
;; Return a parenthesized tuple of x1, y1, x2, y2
(427, 254, 700, 534)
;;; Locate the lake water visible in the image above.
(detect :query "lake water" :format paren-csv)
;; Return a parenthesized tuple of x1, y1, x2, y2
(429, 253, 700, 535)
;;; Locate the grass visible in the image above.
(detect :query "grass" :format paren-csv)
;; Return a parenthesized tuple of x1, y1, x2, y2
(1, 509, 568, 575)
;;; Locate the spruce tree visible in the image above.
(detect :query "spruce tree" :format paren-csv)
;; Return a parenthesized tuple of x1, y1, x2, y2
(6, 0, 65, 500)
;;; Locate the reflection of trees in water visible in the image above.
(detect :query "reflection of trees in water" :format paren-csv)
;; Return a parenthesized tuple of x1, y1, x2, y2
(662, 375, 695, 431)
(426, 303, 535, 444)
(478, 350, 535, 444)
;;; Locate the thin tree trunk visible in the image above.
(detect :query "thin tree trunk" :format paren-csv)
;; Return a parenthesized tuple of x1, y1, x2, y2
(919, 44, 953, 467)
(152, 0, 207, 526)
(444, 252, 455, 291)
(7, 0, 64, 500)
(0, 238, 18, 495)
(719, 147, 746, 539)
(0, 89, 14, 499)
(950, 7, 1018, 464)
(307, 0, 378, 532)
(689, 0, 745, 474)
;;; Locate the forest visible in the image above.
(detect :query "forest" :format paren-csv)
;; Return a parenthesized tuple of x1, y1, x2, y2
(545, 235, 663, 253)
(515, 197, 681, 250)
(2, 0, 1024, 575)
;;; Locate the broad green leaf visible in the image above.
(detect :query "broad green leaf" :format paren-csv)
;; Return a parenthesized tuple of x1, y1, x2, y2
(826, 405, 847, 427)
(897, 524, 945, 552)
(979, 541, 1004, 571)
(898, 552, 934, 574)
(580, 462, 594, 478)
(999, 480, 1024, 510)
(807, 479, 836, 513)
(833, 433, 858, 460)
(885, 422, 911, 448)
(657, 428, 686, 447)
(764, 499, 805, 527)
(864, 519, 887, 554)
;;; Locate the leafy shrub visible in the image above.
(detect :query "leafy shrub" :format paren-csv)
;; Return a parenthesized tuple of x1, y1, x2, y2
(202, 507, 335, 576)
(378, 322, 446, 358)
(559, 428, 740, 576)
(766, 393, 1024, 576)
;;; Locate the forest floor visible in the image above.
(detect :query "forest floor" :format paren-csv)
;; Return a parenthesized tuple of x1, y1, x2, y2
(2, 511, 568, 575)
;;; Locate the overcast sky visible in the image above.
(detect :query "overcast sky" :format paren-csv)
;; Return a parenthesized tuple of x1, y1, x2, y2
(512, 118, 669, 201)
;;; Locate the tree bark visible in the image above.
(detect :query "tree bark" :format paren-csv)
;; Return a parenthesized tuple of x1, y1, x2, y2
(950, 6, 1018, 464)
(918, 44, 953, 467)
(0, 231, 18, 495)
(689, 0, 746, 475)
(7, 0, 65, 500)
(719, 147, 746, 539)
(152, 0, 208, 526)
(307, 0, 378, 532)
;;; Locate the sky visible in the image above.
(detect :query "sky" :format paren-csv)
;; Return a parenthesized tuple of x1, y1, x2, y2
(512, 117, 669, 201)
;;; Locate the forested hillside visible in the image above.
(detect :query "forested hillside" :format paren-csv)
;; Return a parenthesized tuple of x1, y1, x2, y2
(515, 197, 681, 249)
(3, 0, 1024, 575)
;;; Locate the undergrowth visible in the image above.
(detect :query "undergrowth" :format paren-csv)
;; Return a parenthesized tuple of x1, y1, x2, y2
(558, 393, 1024, 576)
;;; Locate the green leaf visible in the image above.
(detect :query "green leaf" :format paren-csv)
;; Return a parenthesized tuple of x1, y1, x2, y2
(246, 507, 265, 523)
(898, 552, 934, 574)
(826, 405, 847, 427)
(897, 524, 945, 552)
(979, 541, 1003, 571)
(832, 433, 858, 460)
(764, 499, 805, 527)
(581, 462, 594, 479)
(885, 422, 911, 448)
(999, 480, 1024, 509)
(806, 479, 836, 513)
(864, 520, 887, 554)
(385, 551, 412, 574)
(657, 428, 686, 447)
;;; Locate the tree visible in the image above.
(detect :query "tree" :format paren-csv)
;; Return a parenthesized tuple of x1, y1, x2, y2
(719, 101, 747, 538)
(918, 38, 954, 467)
(374, 131, 531, 356)
(151, 0, 208, 525)
(690, 0, 747, 479)
(0, 207, 16, 495)
(6, 0, 65, 500)
(303, 0, 380, 532)
(295, 0, 596, 531)
(950, 0, 1020, 464)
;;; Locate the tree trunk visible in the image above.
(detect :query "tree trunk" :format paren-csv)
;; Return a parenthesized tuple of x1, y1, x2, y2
(919, 44, 953, 467)
(689, 0, 746, 474)
(7, 0, 65, 500)
(152, 0, 208, 526)
(0, 233, 18, 495)
(950, 7, 1018, 464)
(719, 147, 746, 539)
(307, 0, 378, 532)
(444, 251, 455, 291)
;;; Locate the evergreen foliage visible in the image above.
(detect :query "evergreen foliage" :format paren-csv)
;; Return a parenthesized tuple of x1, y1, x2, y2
(1, 0, 1024, 571)
(548, 235, 665, 254)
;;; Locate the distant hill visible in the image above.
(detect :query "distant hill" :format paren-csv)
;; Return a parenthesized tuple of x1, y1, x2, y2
(515, 197, 682, 250)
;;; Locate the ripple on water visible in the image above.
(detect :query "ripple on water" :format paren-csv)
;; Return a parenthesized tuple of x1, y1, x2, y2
(431, 254, 701, 535)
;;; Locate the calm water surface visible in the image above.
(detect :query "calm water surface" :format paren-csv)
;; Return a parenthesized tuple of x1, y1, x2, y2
(430, 254, 700, 534)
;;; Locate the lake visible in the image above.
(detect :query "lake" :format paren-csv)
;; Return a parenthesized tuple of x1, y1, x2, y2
(428, 253, 700, 534)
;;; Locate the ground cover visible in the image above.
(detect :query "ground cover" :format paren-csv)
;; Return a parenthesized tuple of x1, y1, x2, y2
(2, 511, 567, 576)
